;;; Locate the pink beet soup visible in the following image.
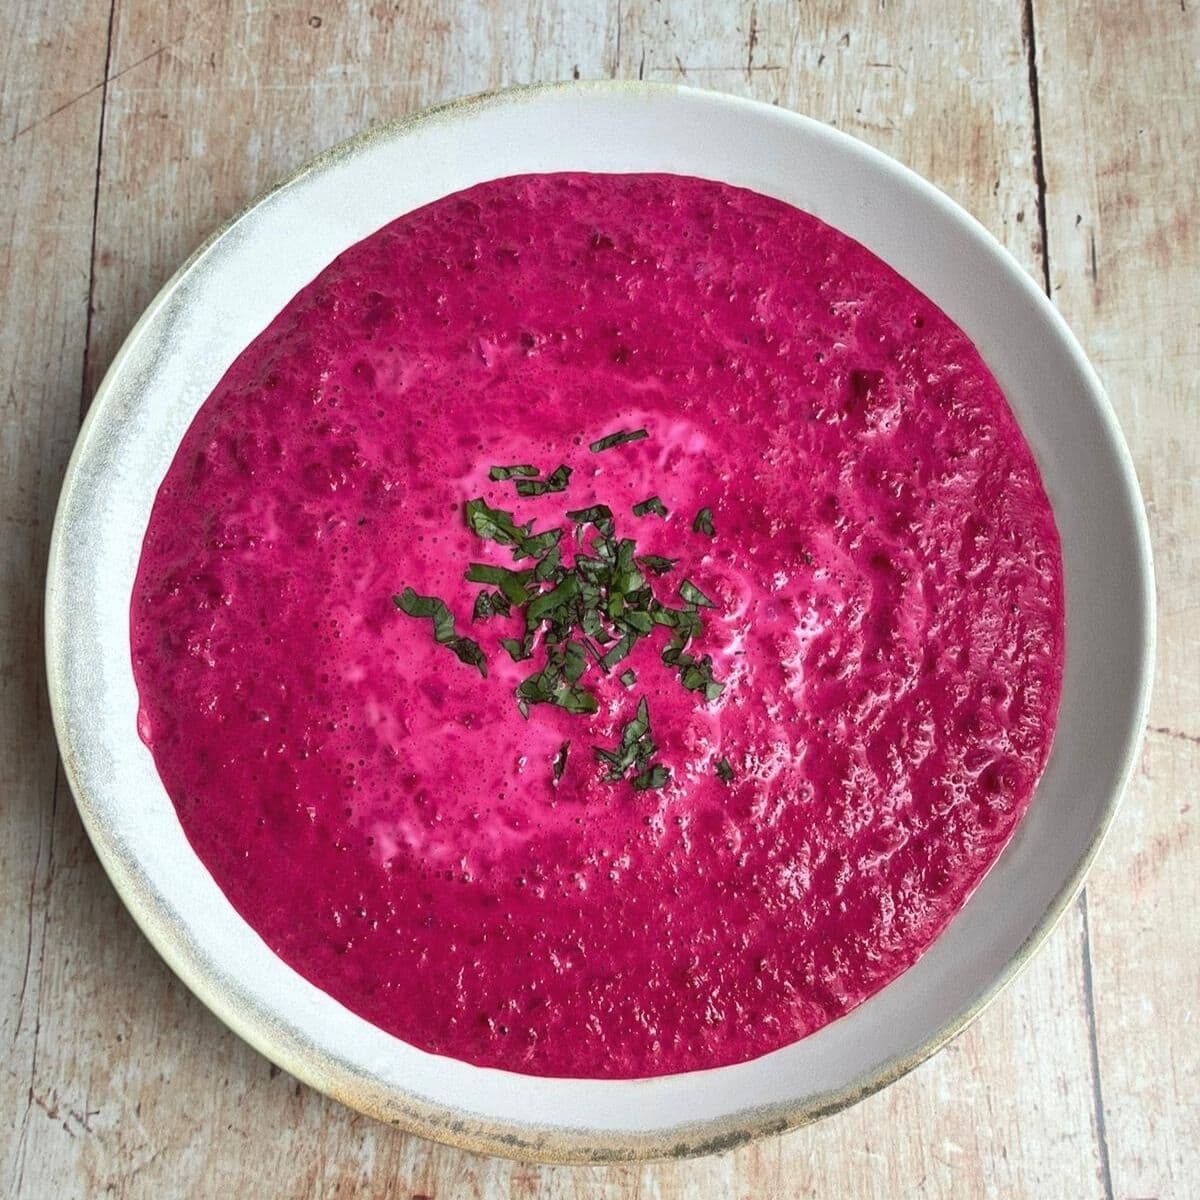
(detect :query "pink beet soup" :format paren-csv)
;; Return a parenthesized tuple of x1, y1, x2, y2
(131, 173, 1064, 1078)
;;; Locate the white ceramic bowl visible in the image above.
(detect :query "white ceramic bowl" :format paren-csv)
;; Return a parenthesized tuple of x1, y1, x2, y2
(46, 83, 1154, 1162)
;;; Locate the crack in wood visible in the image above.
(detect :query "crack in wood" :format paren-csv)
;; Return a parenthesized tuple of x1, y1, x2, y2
(1023, 0, 1052, 296)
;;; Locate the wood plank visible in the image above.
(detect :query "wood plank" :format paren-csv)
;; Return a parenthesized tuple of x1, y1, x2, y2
(0, 1, 116, 1197)
(1034, 0, 1200, 1194)
(3, 0, 1138, 1194)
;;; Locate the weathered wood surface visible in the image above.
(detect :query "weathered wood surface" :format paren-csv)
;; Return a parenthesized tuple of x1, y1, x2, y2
(1, 1, 1194, 1196)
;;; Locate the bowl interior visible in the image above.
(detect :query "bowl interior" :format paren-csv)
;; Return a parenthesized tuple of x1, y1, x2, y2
(46, 83, 1153, 1161)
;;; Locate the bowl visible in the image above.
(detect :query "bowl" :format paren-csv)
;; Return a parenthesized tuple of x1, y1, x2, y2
(45, 82, 1154, 1162)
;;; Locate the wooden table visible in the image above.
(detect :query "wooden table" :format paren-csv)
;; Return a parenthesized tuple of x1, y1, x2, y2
(2, 2, 1195, 1195)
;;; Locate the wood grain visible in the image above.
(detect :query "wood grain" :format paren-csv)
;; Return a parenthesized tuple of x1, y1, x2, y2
(1, 1, 116, 1196)
(1, 0, 1194, 1196)
(1034, 0, 1200, 1195)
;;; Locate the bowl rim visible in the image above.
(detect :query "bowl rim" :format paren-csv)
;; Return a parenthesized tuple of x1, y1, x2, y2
(46, 79, 1156, 1162)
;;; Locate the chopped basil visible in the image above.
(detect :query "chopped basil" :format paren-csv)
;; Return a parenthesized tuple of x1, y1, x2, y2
(465, 562, 534, 606)
(392, 588, 455, 643)
(680, 654, 725, 703)
(392, 589, 485, 675)
(589, 428, 648, 453)
(405, 457, 728, 782)
(600, 632, 636, 671)
(632, 495, 668, 518)
(499, 634, 533, 662)
(515, 464, 573, 497)
(464, 497, 562, 561)
(489, 464, 539, 480)
(592, 696, 668, 790)
(448, 636, 487, 677)
(565, 503, 615, 537)
(632, 763, 670, 791)
(715, 758, 734, 782)
(679, 578, 716, 609)
(636, 554, 677, 576)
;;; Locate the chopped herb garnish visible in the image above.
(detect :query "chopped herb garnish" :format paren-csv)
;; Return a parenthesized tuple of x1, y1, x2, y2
(489, 464, 539, 481)
(680, 654, 725, 702)
(632, 763, 670, 791)
(565, 503, 615, 536)
(392, 588, 485, 676)
(593, 697, 669, 790)
(552, 741, 570, 782)
(636, 554, 678, 576)
(499, 632, 534, 662)
(465, 562, 533, 606)
(715, 758, 734, 783)
(693, 506, 716, 537)
(679, 578, 716, 609)
(589, 428, 648, 453)
(402, 450, 728, 784)
(600, 632, 636, 671)
(392, 587, 456, 643)
(632, 495, 669, 518)
(464, 497, 562, 562)
(515, 464, 572, 497)
(447, 636, 487, 676)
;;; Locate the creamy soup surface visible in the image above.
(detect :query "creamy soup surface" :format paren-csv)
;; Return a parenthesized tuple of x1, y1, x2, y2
(132, 173, 1064, 1078)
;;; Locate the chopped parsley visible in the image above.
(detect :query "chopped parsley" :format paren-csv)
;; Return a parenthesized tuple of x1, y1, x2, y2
(693, 506, 715, 537)
(715, 758, 735, 783)
(489, 464, 539, 481)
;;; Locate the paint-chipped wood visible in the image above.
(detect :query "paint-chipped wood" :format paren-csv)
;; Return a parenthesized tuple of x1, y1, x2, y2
(1, 0, 1195, 1196)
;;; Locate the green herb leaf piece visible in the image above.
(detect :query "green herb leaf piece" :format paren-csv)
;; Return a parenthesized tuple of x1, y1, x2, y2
(448, 636, 487, 677)
(715, 758, 734, 783)
(636, 554, 678, 576)
(525, 575, 580, 626)
(392, 588, 456, 643)
(589, 428, 649, 453)
(565, 504, 615, 537)
(464, 497, 562, 562)
(679, 578, 716, 609)
(632, 763, 670, 791)
(489, 464, 539, 481)
(393, 589, 485, 676)
(465, 563, 534, 606)
(619, 669, 637, 687)
(600, 632, 636, 671)
(680, 654, 725, 703)
(500, 634, 534, 662)
(515, 464, 573, 497)
(464, 497, 524, 548)
(693, 507, 716, 537)
(633, 495, 668, 519)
